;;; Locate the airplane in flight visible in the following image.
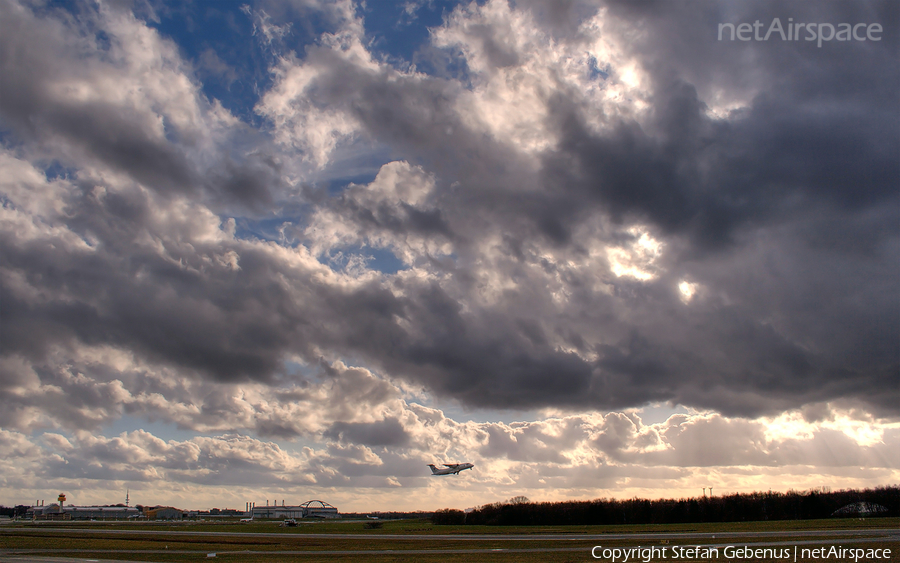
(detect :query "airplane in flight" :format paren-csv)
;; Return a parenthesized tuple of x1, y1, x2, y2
(427, 462, 474, 475)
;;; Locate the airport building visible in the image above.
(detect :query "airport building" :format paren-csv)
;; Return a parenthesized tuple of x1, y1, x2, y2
(25, 493, 181, 521)
(26, 504, 141, 521)
(25, 493, 335, 521)
(248, 500, 339, 519)
(143, 506, 184, 520)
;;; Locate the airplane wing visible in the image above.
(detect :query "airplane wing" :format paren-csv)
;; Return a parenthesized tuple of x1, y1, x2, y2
(443, 463, 462, 468)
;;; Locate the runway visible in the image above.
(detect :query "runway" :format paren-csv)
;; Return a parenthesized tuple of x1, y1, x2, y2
(3, 526, 899, 541)
(1, 535, 898, 561)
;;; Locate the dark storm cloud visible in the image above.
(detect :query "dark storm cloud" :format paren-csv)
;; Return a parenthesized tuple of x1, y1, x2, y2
(386, 1, 897, 414)
(460, 4, 888, 413)
(376, 289, 597, 409)
(0, 188, 404, 387)
(1, 237, 282, 382)
(312, 178, 455, 243)
(324, 417, 410, 447)
(528, 0, 900, 248)
(208, 153, 281, 208)
(543, 72, 898, 250)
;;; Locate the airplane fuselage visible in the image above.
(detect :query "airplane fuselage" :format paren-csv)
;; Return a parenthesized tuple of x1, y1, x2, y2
(428, 463, 474, 475)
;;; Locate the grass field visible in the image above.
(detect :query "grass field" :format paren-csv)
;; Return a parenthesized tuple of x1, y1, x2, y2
(4, 516, 899, 534)
(1, 517, 897, 562)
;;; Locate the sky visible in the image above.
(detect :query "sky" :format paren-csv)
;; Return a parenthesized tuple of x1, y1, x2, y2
(0, 0, 897, 513)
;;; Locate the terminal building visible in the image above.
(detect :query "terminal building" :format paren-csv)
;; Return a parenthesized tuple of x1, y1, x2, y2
(25, 493, 180, 521)
(27, 504, 141, 521)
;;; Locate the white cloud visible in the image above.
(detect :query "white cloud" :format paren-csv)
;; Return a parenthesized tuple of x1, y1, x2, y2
(255, 2, 373, 168)
(432, 0, 653, 150)
(305, 160, 452, 266)
(607, 226, 663, 280)
(2, 399, 896, 511)
(242, 5, 293, 47)
(678, 280, 698, 302)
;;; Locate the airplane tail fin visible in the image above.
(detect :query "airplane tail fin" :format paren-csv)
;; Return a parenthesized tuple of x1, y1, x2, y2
(427, 464, 439, 474)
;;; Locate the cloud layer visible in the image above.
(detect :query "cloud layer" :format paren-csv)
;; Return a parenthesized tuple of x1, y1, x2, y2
(0, 0, 897, 509)
(3, 388, 898, 510)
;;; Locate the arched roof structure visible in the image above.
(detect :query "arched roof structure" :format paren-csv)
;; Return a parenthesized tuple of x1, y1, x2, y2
(299, 500, 336, 510)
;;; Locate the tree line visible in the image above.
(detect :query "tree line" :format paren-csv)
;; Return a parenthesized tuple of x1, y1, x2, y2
(432, 486, 900, 526)
(0, 505, 31, 518)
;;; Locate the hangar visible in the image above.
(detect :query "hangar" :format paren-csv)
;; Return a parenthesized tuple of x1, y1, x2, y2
(249, 500, 338, 519)
(300, 500, 339, 518)
(144, 506, 184, 520)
